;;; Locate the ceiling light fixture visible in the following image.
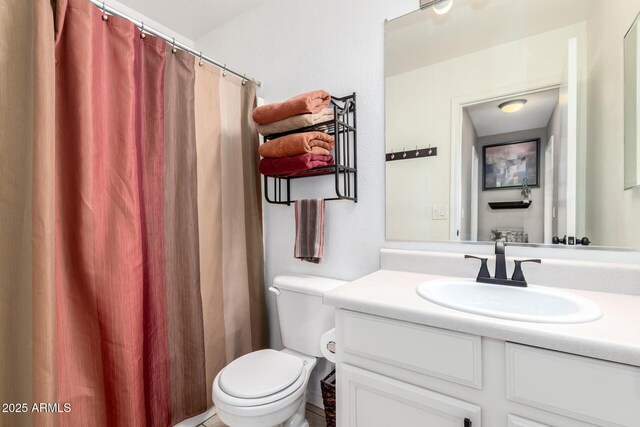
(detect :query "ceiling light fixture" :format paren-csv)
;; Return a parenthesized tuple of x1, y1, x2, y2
(433, 0, 453, 15)
(498, 99, 528, 113)
(420, 0, 454, 15)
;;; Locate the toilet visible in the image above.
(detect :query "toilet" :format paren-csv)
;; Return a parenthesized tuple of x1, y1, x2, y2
(212, 274, 345, 427)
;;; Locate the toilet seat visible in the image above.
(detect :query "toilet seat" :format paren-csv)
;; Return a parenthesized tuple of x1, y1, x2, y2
(214, 349, 307, 408)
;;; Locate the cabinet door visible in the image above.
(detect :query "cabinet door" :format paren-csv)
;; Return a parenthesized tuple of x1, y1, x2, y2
(339, 364, 481, 427)
(507, 415, 550, 427)
(506, 343, 640, 426)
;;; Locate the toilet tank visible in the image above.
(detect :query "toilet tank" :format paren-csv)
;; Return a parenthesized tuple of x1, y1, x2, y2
(271, 274, 346, 357)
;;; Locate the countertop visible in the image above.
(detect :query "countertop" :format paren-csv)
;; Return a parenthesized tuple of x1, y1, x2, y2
(323, 269, 640, 367)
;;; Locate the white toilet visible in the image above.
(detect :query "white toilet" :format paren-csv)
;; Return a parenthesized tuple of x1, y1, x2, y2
(212, 274, 345, 427)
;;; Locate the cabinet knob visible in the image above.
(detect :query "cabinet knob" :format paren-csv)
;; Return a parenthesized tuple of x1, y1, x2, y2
(464, 418, 472, 427)
(552, 235, 567, 245)
(576, 236, 591, 246)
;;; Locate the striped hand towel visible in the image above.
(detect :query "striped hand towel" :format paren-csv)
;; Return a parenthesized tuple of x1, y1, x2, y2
(294, 199, 326, 263)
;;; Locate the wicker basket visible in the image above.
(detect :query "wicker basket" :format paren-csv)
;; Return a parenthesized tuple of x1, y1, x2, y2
(320, 370, 336, 427)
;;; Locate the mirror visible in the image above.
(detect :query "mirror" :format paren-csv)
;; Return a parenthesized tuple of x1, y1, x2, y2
(625, 12, 640, 190)
(385, 0, 640, 249)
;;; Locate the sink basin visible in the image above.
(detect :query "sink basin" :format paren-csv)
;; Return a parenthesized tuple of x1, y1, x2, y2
(416, 279, 602, 323)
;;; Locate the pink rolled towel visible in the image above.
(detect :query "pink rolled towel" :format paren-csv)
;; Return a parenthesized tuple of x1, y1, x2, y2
(252, 90, 331, 125)
(259, 153, 334, 176)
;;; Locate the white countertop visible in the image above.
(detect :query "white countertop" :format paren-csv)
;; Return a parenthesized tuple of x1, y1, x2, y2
(323, 269, 640, 367)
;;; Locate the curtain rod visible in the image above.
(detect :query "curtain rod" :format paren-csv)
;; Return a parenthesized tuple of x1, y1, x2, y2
(87, 0, 262, 87)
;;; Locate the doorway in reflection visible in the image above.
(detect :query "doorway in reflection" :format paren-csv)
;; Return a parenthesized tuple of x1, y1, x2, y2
(460, 88, 567, 244)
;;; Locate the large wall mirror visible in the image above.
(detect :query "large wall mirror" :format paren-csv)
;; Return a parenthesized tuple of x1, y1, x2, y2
(385, 0, 640, 250)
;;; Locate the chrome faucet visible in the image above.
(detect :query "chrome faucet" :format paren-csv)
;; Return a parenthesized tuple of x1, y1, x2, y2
(465, 241, 541, 287)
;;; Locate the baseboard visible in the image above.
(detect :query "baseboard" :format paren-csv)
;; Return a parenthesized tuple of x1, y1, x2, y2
(175, 406, 217, 427)
(307, 390, 325, 410)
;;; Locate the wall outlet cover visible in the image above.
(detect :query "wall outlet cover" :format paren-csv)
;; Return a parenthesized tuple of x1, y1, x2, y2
(432, 205, 449, 220)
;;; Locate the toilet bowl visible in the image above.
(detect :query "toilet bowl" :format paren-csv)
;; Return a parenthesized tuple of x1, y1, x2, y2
(213, 349, 316, 427)
(212, 274, 345, 427)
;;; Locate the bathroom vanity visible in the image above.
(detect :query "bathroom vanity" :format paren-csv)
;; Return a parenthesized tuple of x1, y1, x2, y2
(324, 261, 640, 427)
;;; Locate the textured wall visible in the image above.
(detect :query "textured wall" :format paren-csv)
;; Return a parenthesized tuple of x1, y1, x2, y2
(195, 0, 417, 347)
(194, 0, 640, 347)
(195, 0, 417, 406)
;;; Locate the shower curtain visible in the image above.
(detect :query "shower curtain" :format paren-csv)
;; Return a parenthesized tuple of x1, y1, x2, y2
(0, 0, 267, 426)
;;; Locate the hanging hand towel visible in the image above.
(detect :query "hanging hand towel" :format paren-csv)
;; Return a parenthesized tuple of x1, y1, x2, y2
(294, 199, 326, 263)
(252, 90, 331, 125)
(259, 131, 335, 158)
(256, 108, 334, 136)
(258, 153, 334, 176)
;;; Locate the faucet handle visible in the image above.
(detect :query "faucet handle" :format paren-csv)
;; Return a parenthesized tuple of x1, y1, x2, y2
(511, 259, 541, 283)
(465, 255, 491, 280)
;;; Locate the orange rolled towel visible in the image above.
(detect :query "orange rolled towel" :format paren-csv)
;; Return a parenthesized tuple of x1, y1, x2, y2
(252, 90, 331, 125)
(259, 132, 335, 158)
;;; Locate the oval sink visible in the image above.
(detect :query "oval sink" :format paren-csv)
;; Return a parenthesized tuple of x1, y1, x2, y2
(416, 279, 602, 323)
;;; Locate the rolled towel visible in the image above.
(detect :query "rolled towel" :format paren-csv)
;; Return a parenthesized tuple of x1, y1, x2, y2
(252, 90, 331, 125)
(259, 131, 335, 158)
(294, 199, 325, 264)
(256, 108, 334, 136)
(259, 153, 334, 176)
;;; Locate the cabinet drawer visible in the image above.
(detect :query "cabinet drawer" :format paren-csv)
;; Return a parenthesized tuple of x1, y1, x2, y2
(342, 311, 482, 388)
(506, 343, 640, 426)
(340, 363, 481, 427)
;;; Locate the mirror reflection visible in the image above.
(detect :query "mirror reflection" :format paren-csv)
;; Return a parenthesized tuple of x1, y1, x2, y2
(625, 12, 640, 190)
(386, 0, 640, 249)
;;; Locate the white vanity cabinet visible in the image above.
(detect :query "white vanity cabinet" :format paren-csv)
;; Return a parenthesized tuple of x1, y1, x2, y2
(335, 310, 640, 427)
(340, 364, 480, 427)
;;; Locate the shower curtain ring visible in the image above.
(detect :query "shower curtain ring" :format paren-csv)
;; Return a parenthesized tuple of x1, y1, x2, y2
(101, 2, 109, 21)
(171, 38, 177, 54)
(139, 22, 146, 39)
(242, 74, 248, 86)
(198, 52, 204, 66)
(222, 64, 227, 77)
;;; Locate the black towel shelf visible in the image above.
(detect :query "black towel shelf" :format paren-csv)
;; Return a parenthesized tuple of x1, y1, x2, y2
(488, 200, 532, 210)
(262, 93, 357, 206)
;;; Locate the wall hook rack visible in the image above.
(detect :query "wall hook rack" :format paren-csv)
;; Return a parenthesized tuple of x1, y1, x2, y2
(386, 145, 437, 162)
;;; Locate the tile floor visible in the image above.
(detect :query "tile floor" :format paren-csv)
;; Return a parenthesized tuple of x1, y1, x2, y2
(200, 403, 326, 427)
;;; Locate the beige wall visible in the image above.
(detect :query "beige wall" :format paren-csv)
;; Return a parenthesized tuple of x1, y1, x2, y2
(585, 0, 640, 248)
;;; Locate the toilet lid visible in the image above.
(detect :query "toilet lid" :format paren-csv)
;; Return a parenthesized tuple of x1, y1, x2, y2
(219, 349, 304, 399)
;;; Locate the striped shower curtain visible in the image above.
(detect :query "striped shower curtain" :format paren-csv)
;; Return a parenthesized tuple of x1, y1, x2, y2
(0, 0, 267, 426)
